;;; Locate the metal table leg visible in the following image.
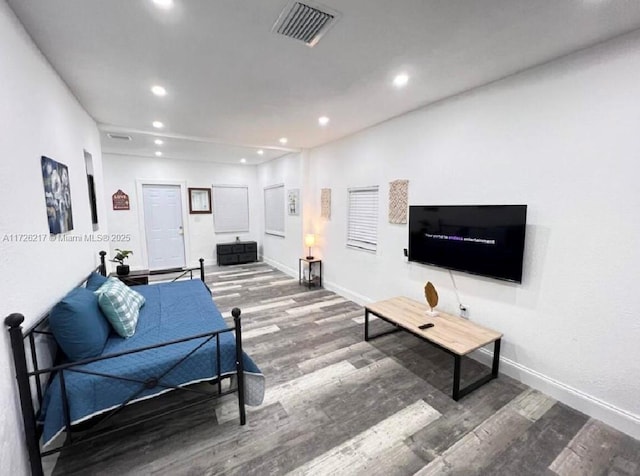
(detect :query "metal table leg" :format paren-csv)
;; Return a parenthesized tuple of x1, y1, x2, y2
(453, 355, 461, 400)
(364, 308, 369, 341)
(453, 338, 501, 401)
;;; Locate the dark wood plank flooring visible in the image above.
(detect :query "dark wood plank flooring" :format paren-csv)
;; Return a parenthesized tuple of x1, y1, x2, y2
(48, 263, 640, 475)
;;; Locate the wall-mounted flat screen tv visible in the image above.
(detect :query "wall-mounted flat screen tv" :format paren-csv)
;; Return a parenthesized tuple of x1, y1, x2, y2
(408, 205, 527, 283)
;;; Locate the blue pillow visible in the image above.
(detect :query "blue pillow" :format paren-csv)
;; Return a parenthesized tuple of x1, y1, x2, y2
(49, 287, 111, 361)
(85, 272, 108, 292)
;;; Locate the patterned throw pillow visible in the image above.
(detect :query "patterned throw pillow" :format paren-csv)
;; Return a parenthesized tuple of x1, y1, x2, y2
(94, 277, 145, 338)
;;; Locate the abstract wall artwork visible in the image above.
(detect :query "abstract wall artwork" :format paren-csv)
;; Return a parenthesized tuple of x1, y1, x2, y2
(41, 156, 73, 234)
(287, 189, 300, 216)
(388, 179, 409, 224)
(321, 188, 331, 219)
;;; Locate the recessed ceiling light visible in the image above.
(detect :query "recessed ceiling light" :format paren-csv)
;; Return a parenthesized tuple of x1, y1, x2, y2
(154, 139, 164, 145)
(152, 121, 164, 129)
(240, 158, 247, 164)
(151, 85, 167, 97)
(318, 116, 330, 126)
(393, 73, 409, 88)
(279, 137, 288, 145)
(257, 149, 264, 155)
(152, 0, 174, 9)
(155, 151, 163, 157)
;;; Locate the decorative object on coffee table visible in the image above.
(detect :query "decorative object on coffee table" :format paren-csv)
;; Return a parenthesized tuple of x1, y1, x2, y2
(111, 249, 133, 276)
(424, 281, 439, 316)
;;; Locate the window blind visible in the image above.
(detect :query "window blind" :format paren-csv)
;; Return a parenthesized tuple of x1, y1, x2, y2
(212, 185, 249, 233)
(264, 184, 285, 236)
(347, 186, 379, 251)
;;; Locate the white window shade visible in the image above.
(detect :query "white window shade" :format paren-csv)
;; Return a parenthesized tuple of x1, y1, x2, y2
(347, 186, 379, 251)
(264, 184, 285, 237)
(212, 185, 249, 233)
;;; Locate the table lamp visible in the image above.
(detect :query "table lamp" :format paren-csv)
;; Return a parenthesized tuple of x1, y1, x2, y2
(305, 234, 315, 260)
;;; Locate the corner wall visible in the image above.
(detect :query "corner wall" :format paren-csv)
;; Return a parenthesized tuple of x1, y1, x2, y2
(304, 31, 640, 438)
(256, 152, 305, 275)
(0, 2, 106, 472)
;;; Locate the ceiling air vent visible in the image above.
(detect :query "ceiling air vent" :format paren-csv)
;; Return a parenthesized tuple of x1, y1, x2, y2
(107, 133, 132, 141)
(272, 1, 340, 47)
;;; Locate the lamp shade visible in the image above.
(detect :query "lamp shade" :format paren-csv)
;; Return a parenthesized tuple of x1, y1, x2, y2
(304, 234, 316, 247)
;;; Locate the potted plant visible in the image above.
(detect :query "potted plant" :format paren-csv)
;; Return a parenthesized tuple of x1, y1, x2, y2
(111, 249, 133, 276)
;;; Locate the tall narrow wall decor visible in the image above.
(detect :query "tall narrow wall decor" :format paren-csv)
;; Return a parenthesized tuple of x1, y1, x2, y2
(321, 188, 331, 219)
(388, 179, 409, 224)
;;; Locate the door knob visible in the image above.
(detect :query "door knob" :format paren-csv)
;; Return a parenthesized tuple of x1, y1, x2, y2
(178, 226, 184, 236)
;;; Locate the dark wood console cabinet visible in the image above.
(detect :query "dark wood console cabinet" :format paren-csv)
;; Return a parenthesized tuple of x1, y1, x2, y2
(216, 241, 258, 265)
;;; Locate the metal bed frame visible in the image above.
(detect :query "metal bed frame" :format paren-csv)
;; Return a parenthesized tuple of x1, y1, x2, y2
(5, 251, 246, 476)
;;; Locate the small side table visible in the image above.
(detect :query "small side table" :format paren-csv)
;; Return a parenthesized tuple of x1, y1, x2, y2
(299, 258, 322, 288)
(109, 269, 149, 286)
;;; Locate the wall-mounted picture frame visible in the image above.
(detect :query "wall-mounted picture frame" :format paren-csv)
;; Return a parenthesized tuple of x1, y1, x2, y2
(287, 188, 300, 216)
(188, 187, 212, 214)
(41, 155, 74, 234)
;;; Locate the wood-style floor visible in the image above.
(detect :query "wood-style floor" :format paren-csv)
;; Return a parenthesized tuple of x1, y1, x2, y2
(49, 263, 640, 475)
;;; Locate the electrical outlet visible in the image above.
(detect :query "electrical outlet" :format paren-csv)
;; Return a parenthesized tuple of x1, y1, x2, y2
(459, 305, 469, 319)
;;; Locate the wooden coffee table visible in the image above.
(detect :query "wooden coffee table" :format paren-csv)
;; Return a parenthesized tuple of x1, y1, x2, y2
(364, 296, 502, 401)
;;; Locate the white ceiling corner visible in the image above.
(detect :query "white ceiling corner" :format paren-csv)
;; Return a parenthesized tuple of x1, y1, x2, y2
(8, 0, 640, 163)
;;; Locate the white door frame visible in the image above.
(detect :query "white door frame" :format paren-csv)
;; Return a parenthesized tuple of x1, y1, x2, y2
(136, 179, 191, 270)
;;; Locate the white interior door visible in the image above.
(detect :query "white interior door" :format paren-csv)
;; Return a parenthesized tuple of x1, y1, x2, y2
(143, 184, 186, 270)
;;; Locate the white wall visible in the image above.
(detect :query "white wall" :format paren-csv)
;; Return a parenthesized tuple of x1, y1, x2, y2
(0, 2, 106, 473)
(304, 31, 640, 438)
(256, 152, 305, 275)
(102, 154, 259, 269)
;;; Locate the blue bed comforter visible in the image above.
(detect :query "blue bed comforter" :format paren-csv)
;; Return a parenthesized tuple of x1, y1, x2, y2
(40, 279, 264, 447)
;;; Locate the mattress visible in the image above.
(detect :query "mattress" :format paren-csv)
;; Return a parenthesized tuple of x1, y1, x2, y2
(39, 279, 264, 447)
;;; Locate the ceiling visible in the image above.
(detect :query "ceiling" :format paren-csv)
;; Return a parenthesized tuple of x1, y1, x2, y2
(9, 0, 640, 164)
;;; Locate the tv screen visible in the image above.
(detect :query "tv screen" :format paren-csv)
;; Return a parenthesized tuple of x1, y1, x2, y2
(408, 205, 527, 283)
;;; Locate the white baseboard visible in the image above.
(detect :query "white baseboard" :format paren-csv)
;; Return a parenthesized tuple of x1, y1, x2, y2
(261, 256, 298, 278)
(470, 348, 640, 440)
(262, 258, 640, 440)
(322, 280, 372, 306)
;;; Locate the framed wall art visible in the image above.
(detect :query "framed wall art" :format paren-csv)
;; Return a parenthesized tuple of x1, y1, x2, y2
(287, 188, 300, 216)
(41, 156, 73, 234)
(189, 187, 212, 214)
